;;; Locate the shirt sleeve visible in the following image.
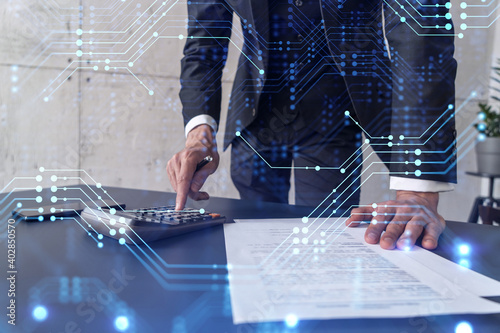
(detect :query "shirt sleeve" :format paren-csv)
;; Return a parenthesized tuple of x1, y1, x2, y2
(389, 176, 455, 193)
(185, 114, 218, 138)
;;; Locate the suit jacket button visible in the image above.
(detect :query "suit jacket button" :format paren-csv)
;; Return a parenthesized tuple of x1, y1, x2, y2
(252, 108, 256, 116)
(295, 0, 303, 6)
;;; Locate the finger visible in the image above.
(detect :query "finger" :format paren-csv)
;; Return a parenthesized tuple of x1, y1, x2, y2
(394, 211, 427, 250)
(189, 191, 210, 201)
(175, 162, 196, 211)
(421, 216, 445, 250)
(167, 161, 177, 192)
(397, 220, 425, 251)
(380, 211, 411, 250)
(364, 205, 396, 244)
(345, 207, 372, 227)
(190, 170, 210, 194)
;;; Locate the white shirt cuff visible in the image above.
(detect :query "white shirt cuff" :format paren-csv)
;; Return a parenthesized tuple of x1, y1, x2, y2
(389, 176, 455, 192)
(184, 115, 218, 138)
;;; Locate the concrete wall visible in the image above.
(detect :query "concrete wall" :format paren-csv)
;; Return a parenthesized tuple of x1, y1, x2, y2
(1, 1, 498, 222)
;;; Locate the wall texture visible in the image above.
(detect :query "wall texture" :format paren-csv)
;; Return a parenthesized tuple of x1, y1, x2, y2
(1, 1, 499, 222)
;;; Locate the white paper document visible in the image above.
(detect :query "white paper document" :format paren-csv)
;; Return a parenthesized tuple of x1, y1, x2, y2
(223, 218, 500, 324)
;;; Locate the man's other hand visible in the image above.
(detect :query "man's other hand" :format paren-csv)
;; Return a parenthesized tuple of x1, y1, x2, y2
(345, 191, 445, 250)
(167, 124, 219, 210)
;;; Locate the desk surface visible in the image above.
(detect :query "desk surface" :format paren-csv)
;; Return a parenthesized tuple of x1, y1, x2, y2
(1, 185, 500, 333)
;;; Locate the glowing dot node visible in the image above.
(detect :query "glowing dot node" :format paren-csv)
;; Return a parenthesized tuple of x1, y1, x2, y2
(458, 244, 470, 255)
(285, 314, 299, 328)
(455, 321, 472, 333)
(32, 306, 48, 321)
(459, 259, 470, 268)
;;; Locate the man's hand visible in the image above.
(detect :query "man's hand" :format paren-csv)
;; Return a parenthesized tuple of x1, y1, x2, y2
(345, 191, 445, 250)
(167, 124, 219, 210)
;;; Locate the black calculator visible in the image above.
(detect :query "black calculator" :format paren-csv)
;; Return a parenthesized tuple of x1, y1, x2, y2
(81, 206, 227, 244)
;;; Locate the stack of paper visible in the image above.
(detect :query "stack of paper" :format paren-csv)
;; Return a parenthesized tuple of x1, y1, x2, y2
(224, 218, 500, 324)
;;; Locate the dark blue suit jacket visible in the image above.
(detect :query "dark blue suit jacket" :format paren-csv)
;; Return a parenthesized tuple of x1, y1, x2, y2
(179, 0, 457, 184)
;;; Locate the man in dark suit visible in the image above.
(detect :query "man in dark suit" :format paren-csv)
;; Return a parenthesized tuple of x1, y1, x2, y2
(167, 0, 457, 251)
